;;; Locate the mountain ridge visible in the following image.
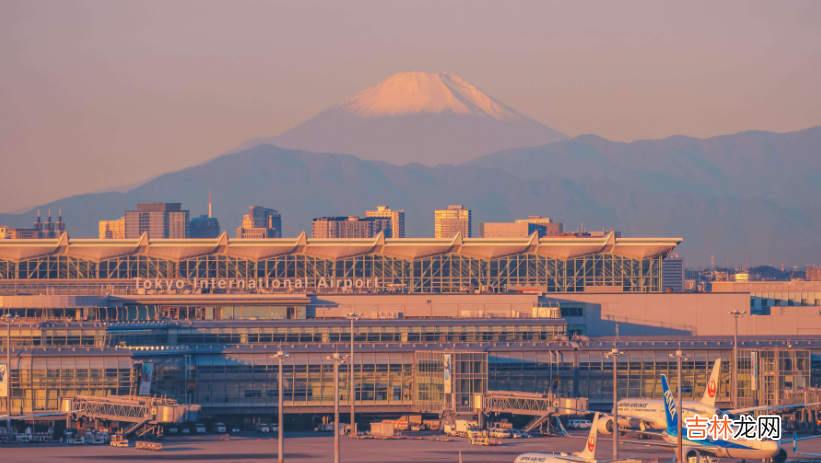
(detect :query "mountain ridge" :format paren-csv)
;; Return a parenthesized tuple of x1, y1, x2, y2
(1, 127, 819, 266)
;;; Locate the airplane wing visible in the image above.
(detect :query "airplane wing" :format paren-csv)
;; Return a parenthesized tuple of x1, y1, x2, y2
(726, 401, 821, 415)
(619, 438, 711, 450)
(555, 457, 639, 463)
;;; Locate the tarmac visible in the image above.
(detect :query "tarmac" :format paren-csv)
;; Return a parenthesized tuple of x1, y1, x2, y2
(2, 430, 821, 463)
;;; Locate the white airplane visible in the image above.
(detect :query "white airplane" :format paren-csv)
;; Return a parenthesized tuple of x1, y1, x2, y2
(514, 413, 635, 463)
(598, 359, 821, 435)
(621, 374, 791, 463)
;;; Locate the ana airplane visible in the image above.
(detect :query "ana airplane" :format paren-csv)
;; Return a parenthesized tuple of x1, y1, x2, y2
(622, 374, 789, 463)
(514, 413, 634, 463)
(598, 359, 819, 435)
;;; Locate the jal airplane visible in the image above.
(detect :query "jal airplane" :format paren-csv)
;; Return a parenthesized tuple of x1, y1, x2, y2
(598, 359, 818, 435)
(514, 413, 634, 463)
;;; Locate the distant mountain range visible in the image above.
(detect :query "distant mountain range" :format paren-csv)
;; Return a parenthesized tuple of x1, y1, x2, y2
(1, 127, 819, 266)
(231, 72, 568, 166)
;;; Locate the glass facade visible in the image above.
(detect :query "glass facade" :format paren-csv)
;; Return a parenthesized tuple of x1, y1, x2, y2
(0, 252, 663, 294)
(738, 348, 811, 410)
(3, 344, 819, 416)
(190, 353, 413, 409)
(1, 322, 566, 348)
(0, 355, 134, 414)
(489, 349, 733, 405)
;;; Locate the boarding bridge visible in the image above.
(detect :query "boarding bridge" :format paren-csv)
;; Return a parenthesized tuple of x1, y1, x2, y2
(61, 395, 200, 437)
(476, 391, 588, 433)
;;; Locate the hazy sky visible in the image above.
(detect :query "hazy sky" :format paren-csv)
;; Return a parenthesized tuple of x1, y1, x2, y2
(1, 1, 820, 213)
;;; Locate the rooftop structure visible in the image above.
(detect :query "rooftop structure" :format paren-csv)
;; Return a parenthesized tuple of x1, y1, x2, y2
(2, 209, 67, 239)
(0, 231, 681, 294)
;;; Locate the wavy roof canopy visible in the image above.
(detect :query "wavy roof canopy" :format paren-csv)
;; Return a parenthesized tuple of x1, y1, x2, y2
(0, 232, 682, 263)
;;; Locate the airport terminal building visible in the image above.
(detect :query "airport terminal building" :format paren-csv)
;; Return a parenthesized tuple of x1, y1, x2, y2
(1, 233, 819, 427)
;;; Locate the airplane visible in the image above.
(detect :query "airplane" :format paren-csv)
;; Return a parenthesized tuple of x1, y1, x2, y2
(620, 374, 790, 463)
(514, 412, 636, 463)
(597, 359, 821, 435)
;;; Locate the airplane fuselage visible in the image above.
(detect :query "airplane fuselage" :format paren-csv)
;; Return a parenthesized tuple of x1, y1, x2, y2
(617, 399, 719, 430)
(659, 430, 782, 461)
(514, 454, 592, 463)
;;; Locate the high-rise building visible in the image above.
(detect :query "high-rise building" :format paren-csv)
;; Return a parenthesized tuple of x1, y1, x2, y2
(366, 206, 405, 238)
(125, 203, 189, 239)
(190, 215, 221, 238)
(478, 221, 547, 238)
(0, 226, 9, 239)
(807, 267, 821, 282)
(99, 217, 126, 239)
(434, 205, 471, 238)
(662, 255, 685, 292)
(236, 206, 281, 238)
(514, 216, 564, 236)
(311, 216, 390, 238)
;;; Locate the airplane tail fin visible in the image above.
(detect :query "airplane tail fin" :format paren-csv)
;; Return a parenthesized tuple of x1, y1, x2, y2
(555, 416, 571, 437)
(579, 412, 600, 460)
(700, 358, 721, 407)
(661, 374, 678, 436)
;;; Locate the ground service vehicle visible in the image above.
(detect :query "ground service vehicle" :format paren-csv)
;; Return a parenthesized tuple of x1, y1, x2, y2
(212, 422, 226, 433)
(194, 423, 206, 433)
(568, 419, 592, 430)
(256, 423, 270, 432)
(110, 435, 129, 447)
(489, 428, 512, 438)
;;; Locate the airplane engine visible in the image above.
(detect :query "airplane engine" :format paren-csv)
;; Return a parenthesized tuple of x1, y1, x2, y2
(684, 448, 704, 463)
(596, 416, 614, 434)
(772, 448, 787, 463)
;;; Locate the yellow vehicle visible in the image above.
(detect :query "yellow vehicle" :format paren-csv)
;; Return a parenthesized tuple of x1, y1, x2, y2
(110, 434, 129, 448)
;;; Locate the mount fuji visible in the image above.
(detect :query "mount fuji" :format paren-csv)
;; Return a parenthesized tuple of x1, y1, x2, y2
(234, 72, 568, 165)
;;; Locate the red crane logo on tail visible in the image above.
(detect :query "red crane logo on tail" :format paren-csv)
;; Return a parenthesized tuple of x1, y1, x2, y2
(707, 379, 717, 398)
(587, 434, 596, 452)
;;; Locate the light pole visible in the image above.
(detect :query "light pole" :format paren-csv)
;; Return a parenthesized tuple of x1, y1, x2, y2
(728, 310, 744, 409)
(328, 353, 349, 463)
(270, 351, 290, 463)
(3, 314, 15, 441)
(605, 347, 624, 460)
(345, 313, 361, 436)
(670, 350, 688, 463)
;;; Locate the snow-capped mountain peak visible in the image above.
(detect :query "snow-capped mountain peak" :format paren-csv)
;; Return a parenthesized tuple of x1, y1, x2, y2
(337, 72, 523, 120)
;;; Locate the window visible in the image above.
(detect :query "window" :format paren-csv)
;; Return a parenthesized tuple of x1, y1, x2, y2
(560, 304, 585, 317)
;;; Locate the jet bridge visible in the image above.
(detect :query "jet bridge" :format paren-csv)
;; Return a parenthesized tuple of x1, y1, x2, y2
(61, 395, 200, 437)
(476, 391, 588, 433)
